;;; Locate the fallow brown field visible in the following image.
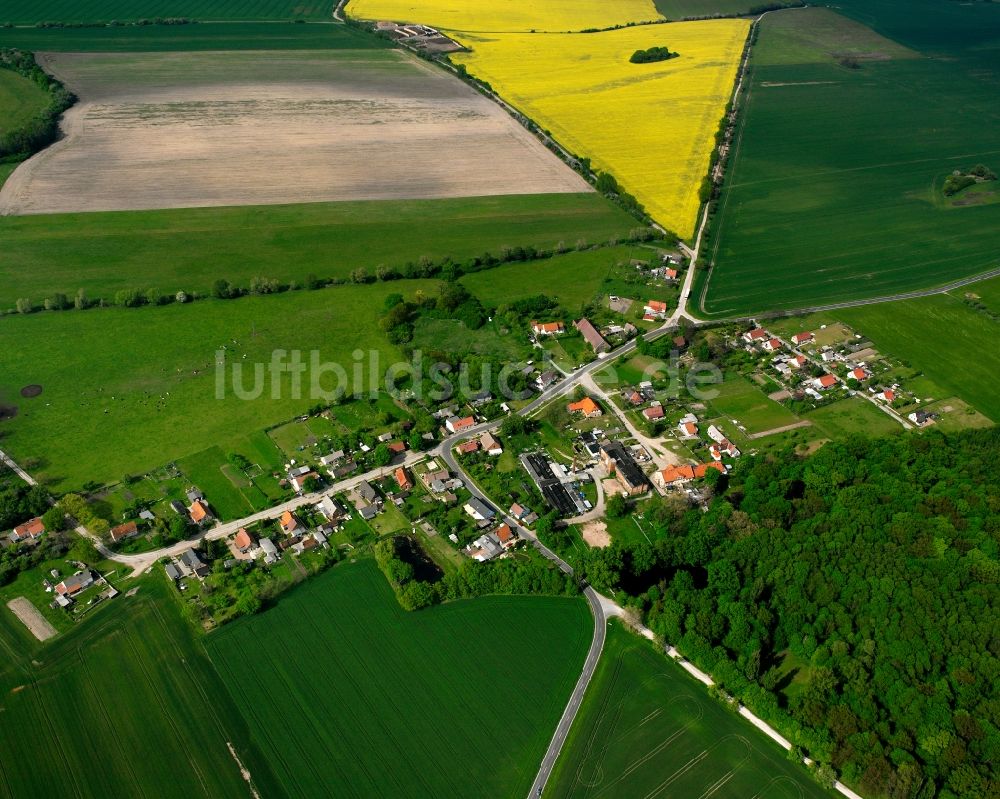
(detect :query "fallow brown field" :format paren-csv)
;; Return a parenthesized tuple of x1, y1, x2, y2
(0, 49, 588, 215)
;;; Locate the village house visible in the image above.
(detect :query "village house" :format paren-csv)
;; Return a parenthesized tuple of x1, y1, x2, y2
(743, 328, 768, 344)
(644, 299, 668, 319)
(624, 388, 643, 406)
(319, 450, 345, 468)
(387, 441, 406, 456)
(463, 497, 496, 523)
(678, 420, 699, 438)
(878, 388, 896, 403)
(909, 410, 935, 427)
(234, 527, 256, 554)
(815, 374, 838, 390)
(356, 480, 379, 505)
(531, 320, 565, 336)
(665, 267, 678, 280)
(164, 562, 181, 582)
(109, 521, 139, 545)
(421, 468, 450, 489)
(599, 442, 651, 496)
(710, 440, 741, 461)
(567, 397, 602, 418)
(850, 367, 869, 381)
(821, 350, 839, 363)
(790, 355, 808, 369)
(259, 537, 279, 564)
(279, 510, 299, 535)
(186, 487, 204, 504)
(575, 318, 609, 353)
(468, 532, 503, 562)
(9, 516, 45, 545)
(445, 415, 475, 434)
(791, 332, 814, 346)
(458, 439, 480, 455)
(189, 499, 213, 526)
(55, 569, 95, 598)
(536, 371, 559, 391)
(762, 338, 782, 352)
(479, 432, 503, 455)
(656, 461, 725, 488)
(509, 503, 538, 525)
(495, 523, 518, 550)
(290, 470, 319, 493)
(315, 496, 343, 522)
(394, 466, 413, 492)
(642, 403, 665, 421)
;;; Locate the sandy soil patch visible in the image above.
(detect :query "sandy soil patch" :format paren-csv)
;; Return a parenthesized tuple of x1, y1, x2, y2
(580, 520, 610, 548)
(7, 597, 57, 641)
(0, 50, 588, 215)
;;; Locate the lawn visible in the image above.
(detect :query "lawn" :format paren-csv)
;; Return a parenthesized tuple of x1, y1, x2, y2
(0, 0, 332, 23)
(545, 622, 835, 798)
(706, 372, 799, 433)
(176, 445, 260, 520)
(0, 193, 632, 308)
(0, 280, 435, 491)
(835, 283, 1000, 422)
(700, 6, 1000, 316)
(0, 21, 384, 51)
(461, 245, 635, 313)
(0, 577, 282, 798)
(0, 68, 50, 138)
(450, 20, 749, 240)
(411, 316, 531, 360)
(207, 559, 593, 798)
(802, 396, 901, 441)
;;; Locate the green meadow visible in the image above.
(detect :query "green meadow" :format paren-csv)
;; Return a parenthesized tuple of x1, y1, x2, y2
(836, 280, 1000, 423)
(705, 372, 799, 434)
(0, 194, 632, 309)
(0, 68, 50, 137)
(208, 559, 592, 798)
(546, 622, 835, 799)
(0, 281, 436, 491)
(0, 578, 281, 798)
(461, 245, 636, 313)
(700, 6, 1000, 317)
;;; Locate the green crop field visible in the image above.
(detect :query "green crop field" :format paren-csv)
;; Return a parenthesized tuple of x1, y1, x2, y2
(0, 0, 332, 24)
(0, 578, 282, 798)
(0, 280, 438, 491)
(207, 559, 592, 798)
(546, 622, 834, 799)
(705, 372, 799, 433)
(653, 0, 785, 19)
(0, 194, 632, 309)
(461, 245, 636, 313)
(0, 69, 50, 137)
(700, 5, 1000, 317)
(0, 21, 388, 51)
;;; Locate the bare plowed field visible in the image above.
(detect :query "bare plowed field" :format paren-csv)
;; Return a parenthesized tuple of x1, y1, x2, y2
(0, 50, 588, 215)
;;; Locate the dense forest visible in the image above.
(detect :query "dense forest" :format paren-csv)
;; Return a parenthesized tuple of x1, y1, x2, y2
(580, 429, 1000, 799)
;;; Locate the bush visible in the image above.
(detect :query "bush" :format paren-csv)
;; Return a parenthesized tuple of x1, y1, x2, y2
(629, 46, 679, 64)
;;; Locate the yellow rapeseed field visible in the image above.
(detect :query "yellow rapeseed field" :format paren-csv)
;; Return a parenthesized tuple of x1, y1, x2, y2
(346, 0, 663, 33)
(451, 21, 749, 239)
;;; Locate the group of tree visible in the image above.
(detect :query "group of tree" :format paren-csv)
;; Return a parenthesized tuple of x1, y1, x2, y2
(944, 164, 997, 197)
(374, 535, 578, 611)
(576, 428, 999, 799)
(629, 46, 679, 64)
(0, 49, 75, 161)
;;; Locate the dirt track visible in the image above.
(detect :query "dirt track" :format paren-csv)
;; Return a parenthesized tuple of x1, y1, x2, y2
(0, 50, 588, 215)
(7, 597, 57, 641)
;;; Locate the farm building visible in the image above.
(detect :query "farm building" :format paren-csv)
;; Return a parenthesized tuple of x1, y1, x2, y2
(55, 570, 95, 597)
(574, 318, 609, 353)
(599, 442, 650, 497)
